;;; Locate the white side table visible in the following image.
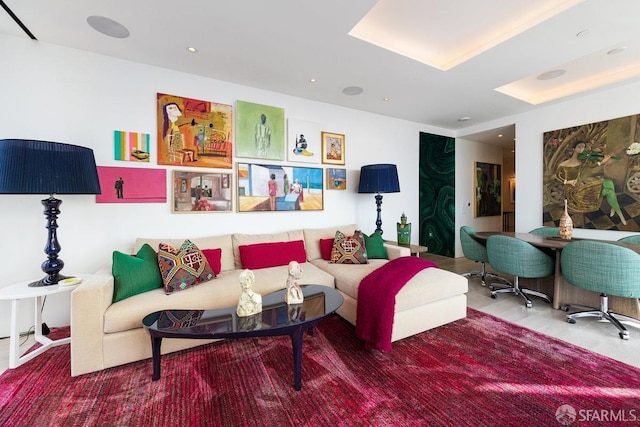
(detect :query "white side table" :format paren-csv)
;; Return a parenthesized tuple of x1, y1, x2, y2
(0, 278, 80, 369)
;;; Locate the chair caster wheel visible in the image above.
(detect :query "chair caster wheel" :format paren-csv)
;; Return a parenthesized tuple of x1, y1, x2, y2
(490, 294, 496, 299)
(561, 305, 570, 312)
(525, 302, 532, 308)
(620, 332, 629, 340)
(567, 318, 576, 324)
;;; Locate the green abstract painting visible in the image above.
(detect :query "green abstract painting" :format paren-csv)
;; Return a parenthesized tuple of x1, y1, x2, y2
(236, 100, 285, 161)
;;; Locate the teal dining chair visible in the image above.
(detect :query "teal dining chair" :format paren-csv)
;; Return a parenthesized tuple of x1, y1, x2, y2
(618, 235, 640, 244)
(561, 240, 640, 339)
(459, 226, 507, 286)
(486, 235, 554, 308)
(529, 226, 561, 237)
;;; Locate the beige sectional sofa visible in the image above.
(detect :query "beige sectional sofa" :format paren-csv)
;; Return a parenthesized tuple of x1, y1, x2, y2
(70, 224, 468, 377)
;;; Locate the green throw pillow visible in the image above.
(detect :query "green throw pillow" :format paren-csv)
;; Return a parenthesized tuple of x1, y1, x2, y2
(112, 244, 163, 303)
(363, 231, 389, 259)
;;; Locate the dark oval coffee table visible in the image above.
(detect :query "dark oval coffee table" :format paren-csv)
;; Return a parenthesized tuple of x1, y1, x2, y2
(142, 284, 343, 391)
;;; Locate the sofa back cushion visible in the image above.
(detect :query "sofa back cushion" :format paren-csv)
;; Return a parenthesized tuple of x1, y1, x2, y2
(239, 240, 307, 269)
(134, 234, 235, 272)
(232, 230, 304, 269)
(303, 224, 359, 261)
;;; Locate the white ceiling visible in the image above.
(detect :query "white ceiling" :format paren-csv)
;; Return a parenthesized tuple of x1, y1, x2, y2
(2, 0, 640, 148)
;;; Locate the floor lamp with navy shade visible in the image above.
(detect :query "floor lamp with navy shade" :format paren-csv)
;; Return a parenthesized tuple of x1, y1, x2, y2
(0, 139, 101, 287)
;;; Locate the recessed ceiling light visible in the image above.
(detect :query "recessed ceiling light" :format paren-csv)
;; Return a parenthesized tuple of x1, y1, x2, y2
(309, 78, 317, 83)
(187, 47, 198, 53)
(537, 69, 566, 80)
(458, 116, 470, 122)
(607, 47, 627, 56)
(383, 97, 390, 101)
(87, 16, 130, 39)
(342, 86, 363, 96)
(576, 29, 590, 38)
(498, 134, 503, 138)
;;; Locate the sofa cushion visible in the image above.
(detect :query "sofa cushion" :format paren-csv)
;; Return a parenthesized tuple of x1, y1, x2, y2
(112, 244, 163, 303)
(303, 224, 359, 261)
(158, 240, 215, 294)
(232, 230, 305, 269)
(363, 231, 388, 259)
(239, 240, 307, 269)
(202, 248, 222, 275)
(311, 259, 468, 312)
(312, 259, 388, 299)
(320, 238, 334, 260)
(330, 230, 368, 264)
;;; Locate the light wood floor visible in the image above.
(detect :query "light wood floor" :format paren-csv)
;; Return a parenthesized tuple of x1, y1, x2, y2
(1, 254, 639, 376)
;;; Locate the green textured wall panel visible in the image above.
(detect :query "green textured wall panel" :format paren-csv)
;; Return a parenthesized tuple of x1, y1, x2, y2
(419, 132, 455, 257)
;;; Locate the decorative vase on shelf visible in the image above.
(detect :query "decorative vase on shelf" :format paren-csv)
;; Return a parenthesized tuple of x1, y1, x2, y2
(559, 199, 573, 240)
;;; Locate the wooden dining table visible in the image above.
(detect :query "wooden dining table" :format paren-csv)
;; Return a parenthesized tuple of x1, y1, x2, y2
(472, 231, 640, 320)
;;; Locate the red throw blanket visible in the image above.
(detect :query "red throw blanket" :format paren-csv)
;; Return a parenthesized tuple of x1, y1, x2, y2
(355, 257, 438, 351)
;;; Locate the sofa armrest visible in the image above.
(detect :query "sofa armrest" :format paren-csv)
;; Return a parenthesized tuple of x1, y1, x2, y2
(384, 243, 411, 259)
(70, 266, 114, 376)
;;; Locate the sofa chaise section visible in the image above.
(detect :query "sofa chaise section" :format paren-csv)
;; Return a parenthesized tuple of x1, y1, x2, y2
(303, 225, 468, 342)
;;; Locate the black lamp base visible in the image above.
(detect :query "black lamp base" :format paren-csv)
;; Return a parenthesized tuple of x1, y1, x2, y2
(29, 196, 67, 287)
(28, 273, 71, 287)
(375, 193, 384, 234)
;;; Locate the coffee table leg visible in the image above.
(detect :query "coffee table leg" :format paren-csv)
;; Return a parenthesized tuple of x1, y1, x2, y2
(290, 328, 304, 391)
(151, 335, 162, 381)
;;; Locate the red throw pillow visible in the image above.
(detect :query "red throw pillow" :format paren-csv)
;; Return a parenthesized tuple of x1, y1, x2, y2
(201, 248, 222, 275)
(239, 240, 306, 269)
(320, 238, 334, 261)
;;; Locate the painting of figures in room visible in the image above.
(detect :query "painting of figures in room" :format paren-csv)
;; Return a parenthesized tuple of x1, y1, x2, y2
(474, 162, 501, 217)
(542, 114, 640, 231)
(172, 170, 232, 213)
(237, 163, 323, 212)
(157, 93, 233, 169)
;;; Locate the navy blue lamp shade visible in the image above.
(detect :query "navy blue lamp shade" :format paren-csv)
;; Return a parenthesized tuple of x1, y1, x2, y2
(358, 164, 400, 234)
(0, 139, 101, 286)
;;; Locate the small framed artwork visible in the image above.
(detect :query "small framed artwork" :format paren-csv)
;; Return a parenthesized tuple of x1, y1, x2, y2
(321, 132, 345, 165)
(172, 170, 232, 213)
(326, 168, 346, 190)
(474, 161, 502, 217)
(114, 130, 150, 162)
(96, 166, 166, 203)
(287, 118, 321, 164)
(509, 178, 516, 203)
(236, 162, 323, 212)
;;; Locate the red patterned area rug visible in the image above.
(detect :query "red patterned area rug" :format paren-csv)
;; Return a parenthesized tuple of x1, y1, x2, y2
(2, 308, 640, 427)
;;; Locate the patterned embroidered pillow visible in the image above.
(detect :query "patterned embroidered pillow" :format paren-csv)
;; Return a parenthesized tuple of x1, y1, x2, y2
(158, 240, 215, 294)
(330, 230, 368, 264)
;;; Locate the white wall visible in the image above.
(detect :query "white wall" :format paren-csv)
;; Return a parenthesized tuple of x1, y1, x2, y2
(0, 35, 451, 335)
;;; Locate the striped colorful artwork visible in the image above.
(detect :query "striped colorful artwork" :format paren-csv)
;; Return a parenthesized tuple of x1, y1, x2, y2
(114, 130, 150, 162)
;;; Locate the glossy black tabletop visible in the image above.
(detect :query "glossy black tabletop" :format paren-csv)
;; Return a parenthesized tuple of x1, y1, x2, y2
(142, 284, 343, 339)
